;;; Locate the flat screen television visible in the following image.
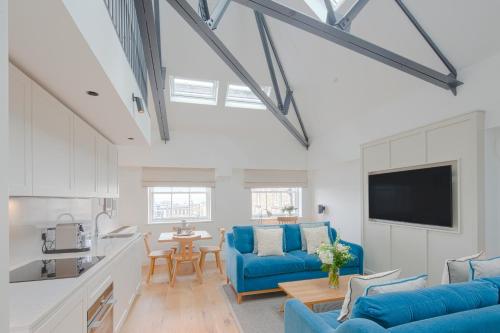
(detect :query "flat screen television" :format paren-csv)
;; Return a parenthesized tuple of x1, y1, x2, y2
(368, 165, 453, 228)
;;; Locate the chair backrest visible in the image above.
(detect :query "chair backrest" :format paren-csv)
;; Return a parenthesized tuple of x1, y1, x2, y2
(277, 216, 298, 224)
(143, 232, 152, 254)
(173, 234, 201, 260)
(218, 228, 226, 249)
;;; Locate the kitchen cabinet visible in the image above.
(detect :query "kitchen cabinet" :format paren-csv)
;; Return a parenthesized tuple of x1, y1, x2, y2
(8, 64, 119, 198)
(96, 134, 109, 196)
(32, 81, 73, 197)
(107, 144, 119, 198)
(8, 64, 33, 196)
(73, 116, 97, 197)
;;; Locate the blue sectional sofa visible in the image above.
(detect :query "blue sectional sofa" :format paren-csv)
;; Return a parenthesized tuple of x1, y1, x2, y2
(285, 277, 500, 333)
(225, 222, 363, 303)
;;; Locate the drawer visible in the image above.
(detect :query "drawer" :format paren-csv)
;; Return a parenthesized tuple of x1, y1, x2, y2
(86, 265, 112, 309)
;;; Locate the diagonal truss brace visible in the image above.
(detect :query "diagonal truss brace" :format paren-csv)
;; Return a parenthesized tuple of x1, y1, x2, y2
(394, 0, 458, 95)
(198, 0, 232, 30)
(254, 12, 308, 144)
(232, 0, 463, 94)
(166, 0, 309, 148)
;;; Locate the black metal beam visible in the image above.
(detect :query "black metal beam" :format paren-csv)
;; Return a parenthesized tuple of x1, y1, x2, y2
(335, 0, 368, 31)
(165, 0, 309, 148)
(134, 0, 170, 141)
(395, 0, 457, 84)
(255, 12, 283, 111)
(232, 0, 462, 93)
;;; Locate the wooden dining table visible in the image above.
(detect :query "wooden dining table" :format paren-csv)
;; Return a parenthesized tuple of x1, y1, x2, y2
(158, 230, 212, 243)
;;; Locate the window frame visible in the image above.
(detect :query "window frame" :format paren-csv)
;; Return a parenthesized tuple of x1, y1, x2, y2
(225, 84, 272, 110)
(250, 187, 303, 219)
(148, 187, 213, 224)
(169, 76, 219, 106)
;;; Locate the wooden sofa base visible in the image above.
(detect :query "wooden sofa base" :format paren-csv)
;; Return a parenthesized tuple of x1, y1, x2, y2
(227, 280, 283, 304)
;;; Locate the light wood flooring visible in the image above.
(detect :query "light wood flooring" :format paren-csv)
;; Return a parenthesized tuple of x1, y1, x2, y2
(121, 261, 241, 333)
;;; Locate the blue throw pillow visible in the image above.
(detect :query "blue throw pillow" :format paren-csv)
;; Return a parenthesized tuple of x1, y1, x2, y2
(352, 280, 499, 328)
(232, 226, 254, 253)
(284, 224, 302, 252)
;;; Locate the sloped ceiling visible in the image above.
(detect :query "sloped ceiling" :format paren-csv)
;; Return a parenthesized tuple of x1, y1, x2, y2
(156, 0, 500, 150)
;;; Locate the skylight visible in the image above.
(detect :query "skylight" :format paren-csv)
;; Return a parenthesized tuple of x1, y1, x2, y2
(225, 84, 272, 110)
(169, 76, 218, 105)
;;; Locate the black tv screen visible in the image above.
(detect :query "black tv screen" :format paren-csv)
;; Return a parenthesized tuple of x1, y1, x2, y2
(368, 165, 453, 227)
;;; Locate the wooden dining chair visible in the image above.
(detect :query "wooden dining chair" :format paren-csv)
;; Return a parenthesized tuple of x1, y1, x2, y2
(199, 228, 226, 274)
(170, 235, 203, 287)
(143, 232, 175, 284)
(277, 216, 298, 224)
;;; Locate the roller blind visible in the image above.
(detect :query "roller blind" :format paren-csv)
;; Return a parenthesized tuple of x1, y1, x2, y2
(243, 169, 308, 188)
(142, 167, 216, 187)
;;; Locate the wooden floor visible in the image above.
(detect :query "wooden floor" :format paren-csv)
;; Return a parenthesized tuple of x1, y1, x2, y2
(121, 261, 241, 333)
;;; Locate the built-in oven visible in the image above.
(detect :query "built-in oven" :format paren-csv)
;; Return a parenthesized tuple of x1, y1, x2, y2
(87, 283, 114, 333)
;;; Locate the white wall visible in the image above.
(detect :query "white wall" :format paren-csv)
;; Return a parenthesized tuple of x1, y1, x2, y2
(118, 166, 312, 263)
(309, 160, 362, 244)
(361, 112, 484, 285)
(485, 127, 500, 256)
(0, 0, 9, 330)
(9, 197, 119, 268)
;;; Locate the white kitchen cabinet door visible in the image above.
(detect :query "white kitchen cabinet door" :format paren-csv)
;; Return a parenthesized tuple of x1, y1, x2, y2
(8, 64, 33, 196)
(73, 117, 97, 197)
(107, 143, 119, 198)
(96, 134, 109, 197)
(32, 82, 73, 197)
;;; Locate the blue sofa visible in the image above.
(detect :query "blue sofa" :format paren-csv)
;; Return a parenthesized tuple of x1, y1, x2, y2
(285, 277, 500, 333)
(225, 222, 363, 303)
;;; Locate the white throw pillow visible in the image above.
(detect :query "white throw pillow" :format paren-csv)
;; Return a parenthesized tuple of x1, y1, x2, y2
(338, 269, 401, 321)
(302, 226, 331, 254)
(256, 228, 284, 256)
(365, 274, 427, 296)
(441, 251, 484, 284)
(470, 256, 500, 280)
(253, 225, 281, 254)
(300, 222, 328, 251)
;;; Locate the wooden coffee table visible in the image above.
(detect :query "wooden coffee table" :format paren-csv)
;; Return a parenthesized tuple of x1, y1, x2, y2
(278, 275, 358, 311)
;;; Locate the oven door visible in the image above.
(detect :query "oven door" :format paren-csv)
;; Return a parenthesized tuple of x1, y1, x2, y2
(88, 284, 114, 333)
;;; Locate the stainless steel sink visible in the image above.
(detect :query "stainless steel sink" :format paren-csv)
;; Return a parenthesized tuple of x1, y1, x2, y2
(101, 233, 135, 239)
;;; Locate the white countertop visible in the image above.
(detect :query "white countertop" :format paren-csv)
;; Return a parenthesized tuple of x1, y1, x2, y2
(9, 232, 142, 331)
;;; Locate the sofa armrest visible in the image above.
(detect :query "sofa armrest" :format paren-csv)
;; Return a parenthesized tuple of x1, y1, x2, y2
(336, 319, 387, 333)
(284, 300, 336, 333)
(225, 232, 245, 292)
(340, 239, 364, 274)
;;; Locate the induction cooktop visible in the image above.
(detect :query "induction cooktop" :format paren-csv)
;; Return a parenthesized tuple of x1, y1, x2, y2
(10, 256, 104, 283)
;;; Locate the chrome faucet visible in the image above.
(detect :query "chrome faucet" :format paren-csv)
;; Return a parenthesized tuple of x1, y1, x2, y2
(94, 211, 111, 239)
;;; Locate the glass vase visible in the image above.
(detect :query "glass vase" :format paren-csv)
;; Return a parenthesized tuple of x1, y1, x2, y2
(328, 267, 340, 289)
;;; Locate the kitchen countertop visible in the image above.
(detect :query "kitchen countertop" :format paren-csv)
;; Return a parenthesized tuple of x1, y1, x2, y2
(9, 232, 142, 332)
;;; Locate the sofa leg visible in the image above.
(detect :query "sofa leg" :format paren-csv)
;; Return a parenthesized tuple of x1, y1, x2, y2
(237, 294, 243, 304)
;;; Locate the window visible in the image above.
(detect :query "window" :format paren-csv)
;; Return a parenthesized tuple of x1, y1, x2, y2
(149, 187, 211, 223)
(251, 188, 302, 218)
(225, 84, 272, 110)
(169, 76, 218, 105)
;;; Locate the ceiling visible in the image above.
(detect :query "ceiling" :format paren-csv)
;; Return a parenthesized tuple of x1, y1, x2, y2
(155, 0, 500, 151)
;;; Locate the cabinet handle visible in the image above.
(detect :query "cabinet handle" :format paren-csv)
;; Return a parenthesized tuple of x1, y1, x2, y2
(89, 302, 113, 329)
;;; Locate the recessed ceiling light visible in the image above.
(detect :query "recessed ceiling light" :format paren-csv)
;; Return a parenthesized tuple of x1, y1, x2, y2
(86, 91, 99, 96)
(128, 137, 135, 141)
